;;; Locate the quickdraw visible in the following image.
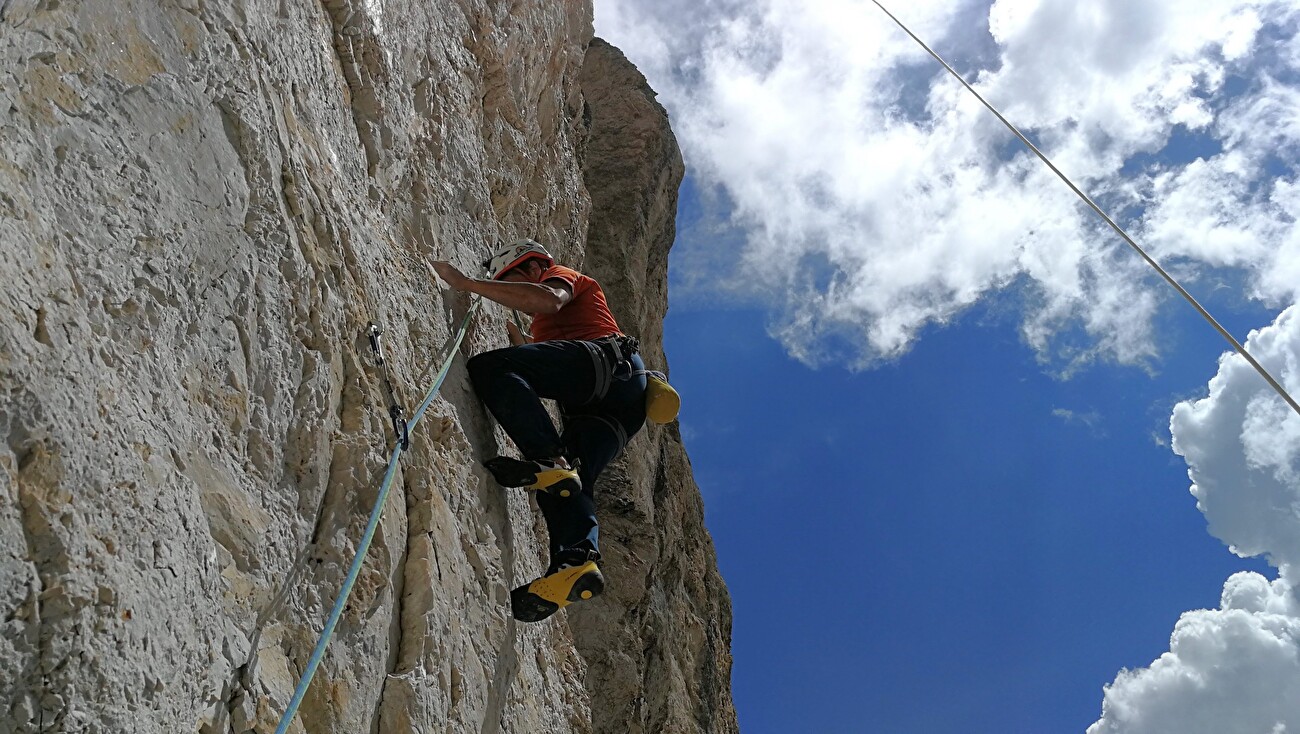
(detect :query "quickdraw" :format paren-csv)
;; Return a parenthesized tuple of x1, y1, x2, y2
(367, 322, 410, 450)
(275, 303, 479, 734)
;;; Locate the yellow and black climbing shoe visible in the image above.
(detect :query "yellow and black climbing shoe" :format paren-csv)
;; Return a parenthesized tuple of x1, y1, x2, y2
(511, 560, 605, 622)
(483, 456, 581, 498)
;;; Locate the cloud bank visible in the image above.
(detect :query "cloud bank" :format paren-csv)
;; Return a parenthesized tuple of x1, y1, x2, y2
(596, 0, 1300, 368)
(1091, 307, 1300, 733)
(1089, 573, 1300, 734)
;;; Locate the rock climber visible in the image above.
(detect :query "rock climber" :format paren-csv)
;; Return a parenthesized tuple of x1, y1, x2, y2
(430, 239, 647, 622)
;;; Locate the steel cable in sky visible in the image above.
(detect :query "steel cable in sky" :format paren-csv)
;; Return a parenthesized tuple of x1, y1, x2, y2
(870, 0, 1300, 419)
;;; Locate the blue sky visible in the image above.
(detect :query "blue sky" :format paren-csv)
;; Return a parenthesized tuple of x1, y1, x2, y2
(668, 178, 1277, 732)
(596, 1, 1300, 732)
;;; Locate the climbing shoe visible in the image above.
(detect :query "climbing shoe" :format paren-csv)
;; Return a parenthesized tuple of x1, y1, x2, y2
(511, 557, 605, 622)
(483, 456, 581, 498)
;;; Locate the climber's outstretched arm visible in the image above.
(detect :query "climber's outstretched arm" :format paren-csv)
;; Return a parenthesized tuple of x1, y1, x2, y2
(430, 260, 571, 314)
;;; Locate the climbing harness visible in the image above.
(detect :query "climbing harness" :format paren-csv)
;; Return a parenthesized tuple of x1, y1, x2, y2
(273, 298, 482, 734)
(574, 333, 681, 424)
(577, 334, 642, 404)
(508, 313, 681, 425)
(579, 340, 617, 405)
(870, 1, 1300, 419)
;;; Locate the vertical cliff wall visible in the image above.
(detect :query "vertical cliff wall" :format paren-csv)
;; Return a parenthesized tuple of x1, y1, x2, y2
(0, 1, 735, 732)
(573, 38, 737, 734)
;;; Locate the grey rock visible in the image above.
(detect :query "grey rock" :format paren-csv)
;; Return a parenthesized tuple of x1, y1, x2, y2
(0, 2, 734, 733)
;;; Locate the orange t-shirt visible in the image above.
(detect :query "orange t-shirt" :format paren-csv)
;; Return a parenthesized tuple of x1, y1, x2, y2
(530, 265, 622, 342)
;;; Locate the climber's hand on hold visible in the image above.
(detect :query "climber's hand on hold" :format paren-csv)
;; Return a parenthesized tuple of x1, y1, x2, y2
(430, 260, 471, 291)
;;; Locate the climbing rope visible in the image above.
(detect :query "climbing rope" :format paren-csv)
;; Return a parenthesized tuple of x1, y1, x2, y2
(274, 297, 482, 734)
(870, 1, 1300, 419)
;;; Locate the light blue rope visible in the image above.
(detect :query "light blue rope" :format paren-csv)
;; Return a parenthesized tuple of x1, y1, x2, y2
(411, 299, 483, 428)
(274, 299, 480, 734)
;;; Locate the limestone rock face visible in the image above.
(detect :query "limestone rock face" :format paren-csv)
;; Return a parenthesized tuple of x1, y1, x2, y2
(0, 1, 734, 732)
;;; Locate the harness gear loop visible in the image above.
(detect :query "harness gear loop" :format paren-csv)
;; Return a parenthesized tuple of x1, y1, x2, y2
(578, 334, 642, 404)
(571, 334, 679, 424)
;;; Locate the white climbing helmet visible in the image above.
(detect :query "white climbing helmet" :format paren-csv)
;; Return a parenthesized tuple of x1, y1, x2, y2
(484, 239, 554, 280)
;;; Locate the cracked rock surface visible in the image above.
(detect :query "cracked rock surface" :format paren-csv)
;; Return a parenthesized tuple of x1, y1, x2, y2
(0, 1, 735, 732)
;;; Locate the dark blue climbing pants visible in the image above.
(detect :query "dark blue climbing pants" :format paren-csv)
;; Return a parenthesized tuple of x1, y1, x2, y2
(467, 339, 647, 565)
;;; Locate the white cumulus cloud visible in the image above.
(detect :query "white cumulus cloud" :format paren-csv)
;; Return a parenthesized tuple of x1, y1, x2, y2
(595, 0, 1300, 368)
(1090, 307, 1300, 733)
(1172, 307, 1300, 571)
(1090, 572, 1300, 734)
(593, 2, 1300, 730)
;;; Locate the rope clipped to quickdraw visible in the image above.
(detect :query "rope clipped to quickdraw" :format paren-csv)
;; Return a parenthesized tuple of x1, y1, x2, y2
(274, 298, 481, 734)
